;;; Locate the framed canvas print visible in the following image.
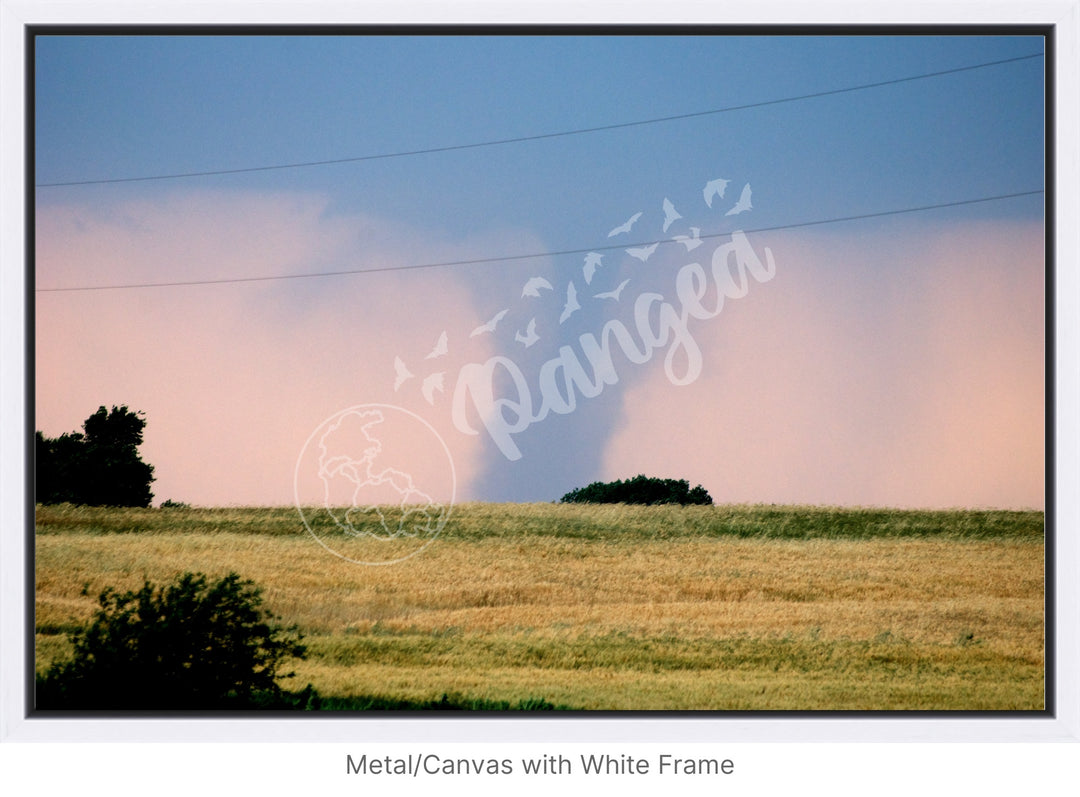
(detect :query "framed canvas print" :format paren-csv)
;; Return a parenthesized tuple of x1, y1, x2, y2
(3, 5, 1077, 781)
(24, 21, 1056, 710)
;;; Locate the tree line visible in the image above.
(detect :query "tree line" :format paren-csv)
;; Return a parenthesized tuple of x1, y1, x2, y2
(560, 475, 713, 506)
(36, 405, 155, 507)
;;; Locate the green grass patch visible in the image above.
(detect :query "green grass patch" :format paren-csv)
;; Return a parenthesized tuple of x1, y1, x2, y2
(304, 629, 1041, 675)
(311, 693, 574, 711)
(36, 502, 1045, 541)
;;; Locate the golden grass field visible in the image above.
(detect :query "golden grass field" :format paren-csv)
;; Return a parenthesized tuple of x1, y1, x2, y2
(35, 502, 1045, 710)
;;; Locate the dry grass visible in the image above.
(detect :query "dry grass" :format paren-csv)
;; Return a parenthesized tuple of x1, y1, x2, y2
(35, 503, 1044, 710)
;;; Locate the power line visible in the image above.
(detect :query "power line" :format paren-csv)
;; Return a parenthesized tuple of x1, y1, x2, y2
(35, 189, 1044, 293)
(35, 52, 1043, 189)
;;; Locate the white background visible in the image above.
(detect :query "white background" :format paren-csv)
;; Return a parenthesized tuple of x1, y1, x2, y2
(2, 1, 1078, 793)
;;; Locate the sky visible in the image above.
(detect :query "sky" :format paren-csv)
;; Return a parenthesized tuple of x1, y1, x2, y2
(33, 32, 1046, 509)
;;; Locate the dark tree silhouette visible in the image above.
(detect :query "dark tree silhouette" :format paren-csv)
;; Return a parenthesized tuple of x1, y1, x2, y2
(560, 475, 713, 506)
(36, 405, 155, 507)
(36, 572, 308, 710)
(35, 430, 86, 504)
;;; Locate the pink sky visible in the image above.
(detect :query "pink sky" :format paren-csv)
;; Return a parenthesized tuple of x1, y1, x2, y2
(36, 191, 1045, 509)
(35, 190, 511, 506)
(603, 219, 1045, 509)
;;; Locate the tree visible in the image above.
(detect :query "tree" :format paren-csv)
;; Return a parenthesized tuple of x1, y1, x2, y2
(36, 572, 308, 710)
(35, 430, 86, 505)
(560, 475, 713, 506)
(36, 405, 155, 507)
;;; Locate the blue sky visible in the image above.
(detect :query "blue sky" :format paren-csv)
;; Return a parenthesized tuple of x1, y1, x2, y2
(35, 32, 1046, 507)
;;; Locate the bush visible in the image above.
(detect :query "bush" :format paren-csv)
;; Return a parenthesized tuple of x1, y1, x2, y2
(560, 475, 713, 506)
(37, 571, 307, 710)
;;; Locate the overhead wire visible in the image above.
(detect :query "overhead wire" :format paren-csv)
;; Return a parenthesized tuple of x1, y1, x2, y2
(35, 189, 1044, 293)
(34, 52, 1043, 188)
(34, 49, 1045, 292)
